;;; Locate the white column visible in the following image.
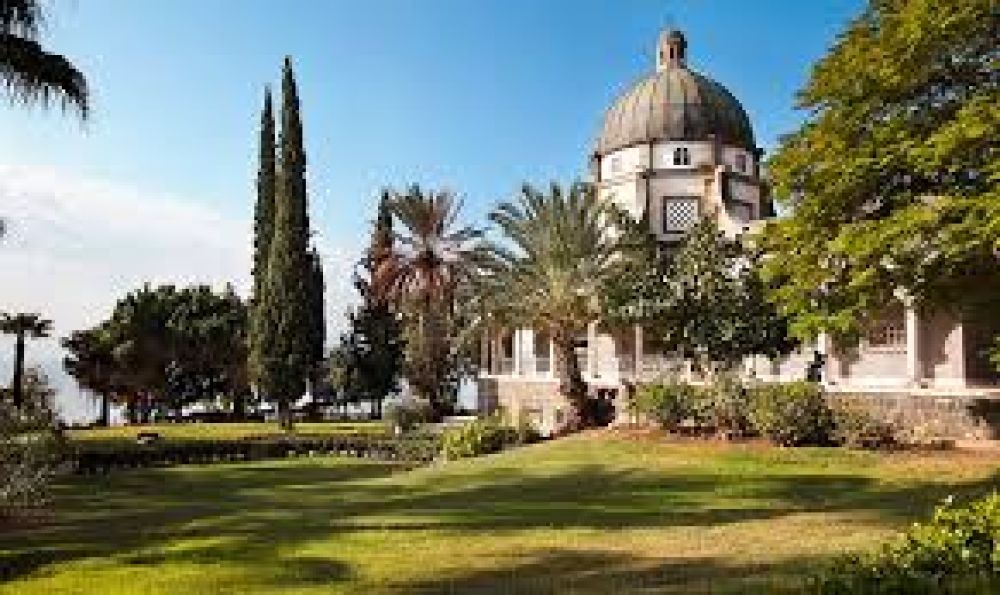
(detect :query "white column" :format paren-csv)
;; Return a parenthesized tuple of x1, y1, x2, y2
(549, 338, 556, 379)
(513, 330, 522, 376)
(634, 325, 643, 379)
(951, 321, 967, 388)
(905, 307, 922, 386)
(522, 328, 534, 376)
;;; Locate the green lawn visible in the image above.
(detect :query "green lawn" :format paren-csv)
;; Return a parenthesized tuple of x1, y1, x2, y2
(67, 422, 384, 445)
(2, 433, 998, 594)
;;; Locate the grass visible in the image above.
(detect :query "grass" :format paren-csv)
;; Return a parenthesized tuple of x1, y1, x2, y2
(1, 432, 998, 593)
(67, 422, 384, 445)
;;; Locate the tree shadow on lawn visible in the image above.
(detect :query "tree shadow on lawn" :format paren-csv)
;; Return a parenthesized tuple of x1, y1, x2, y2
(1, 455, 998, 588)
(393, 548, 823, 594)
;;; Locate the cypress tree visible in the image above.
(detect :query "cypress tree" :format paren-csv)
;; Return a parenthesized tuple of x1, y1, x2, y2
(370, 190, 393, 276)
(248, 88, 276, 396)
(261, 57, 311, 429)
(306, 246, 326, 387)
(337, 191, 404, 418)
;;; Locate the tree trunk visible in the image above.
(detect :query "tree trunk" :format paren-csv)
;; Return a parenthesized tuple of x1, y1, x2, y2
(99, 392, 110, 427)
(277, 399, 293, 431)
(126, 397, 138, 424)
(232, 391, 247, 420)
(553, 329, 588, 429)
(11, 332, 24, 409)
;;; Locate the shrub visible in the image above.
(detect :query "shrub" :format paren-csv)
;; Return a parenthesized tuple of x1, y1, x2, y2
(830, 398, 898, 449)
(632, 381, 706, 431)
(747, 381, 833, 446)
(702, 376, 753, 438)
(813, 493, 1000, 593)
(513, 411, 541, 445)
(0, 403, 61, 518)
(384, 399, 435, 433)
(440, 414, 534, 460)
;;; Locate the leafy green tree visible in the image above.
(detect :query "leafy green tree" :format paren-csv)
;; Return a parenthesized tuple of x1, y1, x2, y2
(1, 0, 88, 117)
(62, 324, 120, 426)
(105, 285, 178, 422)
(249, 88, 276, 393)
(617, 219, 796, 374)
(80, 284, 248, 423)
(166, 285, 249, 417)
(375, 186, 488, 414)
(0, 312, 52, 409)
(760, 0, 999, 344)
(259, 57, 312, 429)
(484, 183, 630, 426)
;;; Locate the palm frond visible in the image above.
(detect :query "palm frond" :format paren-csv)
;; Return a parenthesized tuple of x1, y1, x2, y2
(1, 0, 42, 38)
(1, 32, 89, 117)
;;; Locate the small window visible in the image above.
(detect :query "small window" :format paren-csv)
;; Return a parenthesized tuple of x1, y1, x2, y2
(662, 197, 699, 233)
(735, 153, 748, 173)
(672, 147, 690, 166)
(610, 156, 622, 174)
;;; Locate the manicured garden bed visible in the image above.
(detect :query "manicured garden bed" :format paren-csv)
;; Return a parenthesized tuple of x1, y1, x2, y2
(66, 421, 383, 443)
(68, 434, 440, 473)
(2, 432, 998, 593)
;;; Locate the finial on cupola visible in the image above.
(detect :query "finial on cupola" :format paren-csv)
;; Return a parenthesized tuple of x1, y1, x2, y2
(657, 28, 688, 70)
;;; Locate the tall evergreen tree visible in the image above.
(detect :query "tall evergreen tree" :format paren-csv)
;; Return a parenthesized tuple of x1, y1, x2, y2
(248, 88, 276, 392)
(332, 193, 405, 418)
(306, 246, 326, 386)
(260, 57, 312, 429)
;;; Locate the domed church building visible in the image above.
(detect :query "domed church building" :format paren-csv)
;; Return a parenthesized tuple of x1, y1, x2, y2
(477, 30, 1000, 438)
(592, 29, 768, 240)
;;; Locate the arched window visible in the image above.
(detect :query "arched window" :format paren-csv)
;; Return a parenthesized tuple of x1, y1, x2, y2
(672, 147, 690, 166)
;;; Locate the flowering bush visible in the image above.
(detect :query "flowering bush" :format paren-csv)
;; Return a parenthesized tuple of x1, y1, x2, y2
(0, 404, 61, 518)
(813, 493, 1000, 593)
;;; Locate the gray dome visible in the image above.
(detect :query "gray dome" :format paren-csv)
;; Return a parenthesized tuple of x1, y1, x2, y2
(596, 32, 756, 155)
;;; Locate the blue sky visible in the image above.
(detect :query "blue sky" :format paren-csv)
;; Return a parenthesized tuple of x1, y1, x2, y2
(4, 0, 863, 242)
(0, 0, 864, 420)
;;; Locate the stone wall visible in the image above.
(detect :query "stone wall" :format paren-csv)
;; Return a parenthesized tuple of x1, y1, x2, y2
(830, 392, 1000, 441)
(481, 375, 1000, 441)
(477, 378, 565, 435)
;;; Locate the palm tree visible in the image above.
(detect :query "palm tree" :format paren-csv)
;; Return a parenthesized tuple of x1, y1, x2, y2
(485, 182, 631, 427)
(375, 186, 489, 308)
(1, 312, 52, 409)
(374, 185, 489, 410)
(1, 0, 89, 117)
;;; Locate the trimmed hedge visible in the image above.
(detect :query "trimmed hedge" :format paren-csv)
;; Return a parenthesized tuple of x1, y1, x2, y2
(812, 493, 1000, 593)
(69, 434, 441, 475)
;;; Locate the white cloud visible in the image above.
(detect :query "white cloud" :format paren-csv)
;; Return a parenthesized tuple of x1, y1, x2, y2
(0, 164, 358, 422)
